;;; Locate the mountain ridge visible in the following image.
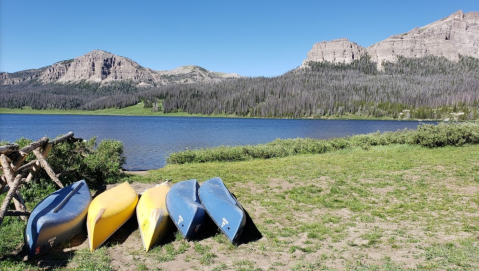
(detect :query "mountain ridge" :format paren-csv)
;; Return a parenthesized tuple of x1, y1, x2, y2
(0, 49, 241, 86)
(303, 10, 479, 67)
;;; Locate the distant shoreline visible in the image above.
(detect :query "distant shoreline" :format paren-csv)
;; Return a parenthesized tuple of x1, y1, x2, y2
(0, 106, 439, 122)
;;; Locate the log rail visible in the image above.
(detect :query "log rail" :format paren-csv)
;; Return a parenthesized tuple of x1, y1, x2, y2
(0, 132, 82, 227)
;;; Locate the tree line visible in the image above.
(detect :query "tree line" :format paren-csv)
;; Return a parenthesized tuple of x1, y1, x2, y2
(1, 55, 479, 120)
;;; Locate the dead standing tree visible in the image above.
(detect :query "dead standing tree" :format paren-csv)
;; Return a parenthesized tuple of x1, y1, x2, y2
(0, 132, 82, 227)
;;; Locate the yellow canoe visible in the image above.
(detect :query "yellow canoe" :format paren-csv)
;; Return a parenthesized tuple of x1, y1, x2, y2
(136, 182, 172, 251)
(87, 182, 138, 251)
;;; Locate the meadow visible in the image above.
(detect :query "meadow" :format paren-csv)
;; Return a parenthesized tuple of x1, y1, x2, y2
(0, 104, 234, 118)
(1, 124, 479, 270)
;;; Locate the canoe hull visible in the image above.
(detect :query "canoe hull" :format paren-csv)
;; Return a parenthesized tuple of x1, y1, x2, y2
(87, 182, 138, 251)
(198, 177, 246, 243)
(136, 182, 172, 251)
(24, 180, 92, 258)
(166, 179, 206, 239)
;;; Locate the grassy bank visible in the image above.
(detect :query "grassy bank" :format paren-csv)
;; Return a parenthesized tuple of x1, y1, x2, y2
(168, 122, 479, 164)
(2, 142, 479, 270)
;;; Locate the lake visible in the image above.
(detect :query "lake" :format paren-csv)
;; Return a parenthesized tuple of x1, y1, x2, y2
(0, 114, 436, 170)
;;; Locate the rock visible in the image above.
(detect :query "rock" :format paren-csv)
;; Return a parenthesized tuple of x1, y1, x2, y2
(303, 10, 479, 67)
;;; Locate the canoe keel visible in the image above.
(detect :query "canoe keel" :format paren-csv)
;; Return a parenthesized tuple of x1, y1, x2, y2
(87, 182, 138, 251)
(137, 182, 171, 251)
(166, 179, 206, 239)
(198, 177, 246, 243)
(24, 180, 92, 258)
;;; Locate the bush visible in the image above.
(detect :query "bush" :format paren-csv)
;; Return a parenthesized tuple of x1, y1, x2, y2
(410, 123, 479, 148)
(50, 138, 125, 185)
(84, 139, 126, 184)
(1, 135, 126, 187)
(19, 181, 57, 206)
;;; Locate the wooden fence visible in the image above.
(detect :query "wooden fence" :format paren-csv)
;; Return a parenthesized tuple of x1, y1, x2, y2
(0, 132, 82, 227)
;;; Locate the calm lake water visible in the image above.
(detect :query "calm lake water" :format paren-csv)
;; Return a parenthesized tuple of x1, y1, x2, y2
(0, 114, 437, 170)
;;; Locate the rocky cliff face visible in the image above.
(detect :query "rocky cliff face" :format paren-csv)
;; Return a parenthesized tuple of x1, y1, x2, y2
(0, 68, 46, 85)
(303, 10, 479, 66)
(38, 50, 157, 84)
(303, 38, 366, 65)
(368, 10, 479, 64)
(1, 50, 240, 86)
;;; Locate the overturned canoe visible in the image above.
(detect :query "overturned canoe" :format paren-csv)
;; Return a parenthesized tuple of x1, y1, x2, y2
(87, 181, 138, 251)
(198, 177, 246, 243)
(24, 180, 92, 258)
(136, 181, 172, 251)
(166, 179, 206, 239)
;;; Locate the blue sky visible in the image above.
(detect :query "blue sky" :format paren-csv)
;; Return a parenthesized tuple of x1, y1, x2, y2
(1, 1, 477, 77)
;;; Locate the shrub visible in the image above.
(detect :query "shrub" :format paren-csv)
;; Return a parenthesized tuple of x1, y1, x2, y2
(84, 139, 126, 184)
(1, 135, 125, 187)
(410, 123, 479, 148)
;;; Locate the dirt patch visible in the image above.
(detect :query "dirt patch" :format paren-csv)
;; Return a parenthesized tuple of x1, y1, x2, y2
(267, 178, 296, 192)
(123, 170, 150, 177)
(445, 183, 479, 195)
(122, 182, 162, 194)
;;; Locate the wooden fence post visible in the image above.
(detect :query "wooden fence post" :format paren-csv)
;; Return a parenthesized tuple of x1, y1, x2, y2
(0, 154, 27, 220)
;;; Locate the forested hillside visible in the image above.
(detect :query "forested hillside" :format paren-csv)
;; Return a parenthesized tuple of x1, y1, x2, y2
(1, 55, 479, 120)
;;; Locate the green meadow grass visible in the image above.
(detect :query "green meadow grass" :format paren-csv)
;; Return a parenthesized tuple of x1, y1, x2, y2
(2, 143, 479, 269)
(0, 104, 237, 118)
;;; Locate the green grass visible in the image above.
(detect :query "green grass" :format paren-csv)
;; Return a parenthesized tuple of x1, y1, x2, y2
(67, 247, 113, 270)
(3, 143, 479, 269)
(0, 104, 238, 118)
(0, 217, 25, 257)
(420, 238, 479, 270)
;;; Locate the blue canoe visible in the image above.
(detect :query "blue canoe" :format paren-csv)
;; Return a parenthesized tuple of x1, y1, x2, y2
(24, 180, 92, 258)
(198, 177, 246, 243)
(166, 179, 206, 239)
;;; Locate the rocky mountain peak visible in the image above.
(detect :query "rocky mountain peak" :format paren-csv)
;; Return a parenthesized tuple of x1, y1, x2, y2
(303, 38, 366, 65)
(38, 49, 153, 84)
(303, 10, 479, 67)
(1, 50, 241, 86)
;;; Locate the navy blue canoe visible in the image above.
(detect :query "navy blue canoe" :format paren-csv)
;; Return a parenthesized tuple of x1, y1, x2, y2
(198, 177, 246, 243)
(24, 180, 92, 258)
(166, 179, 206, 239)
